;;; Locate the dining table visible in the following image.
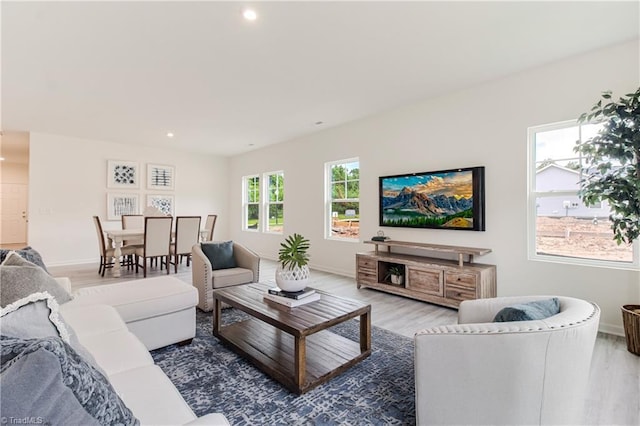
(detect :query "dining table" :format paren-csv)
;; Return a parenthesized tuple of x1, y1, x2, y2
(106, 228, 208, 277)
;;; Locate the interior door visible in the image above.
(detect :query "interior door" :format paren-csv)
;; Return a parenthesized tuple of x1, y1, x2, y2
(0, 183, 28, 244)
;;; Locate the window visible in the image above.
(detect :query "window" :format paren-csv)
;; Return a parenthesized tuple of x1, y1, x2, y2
(528, 121, 637, 268)
(243, 175, 260, 231)
(326, 158, 360, 240)
(265, 171, 284, 233)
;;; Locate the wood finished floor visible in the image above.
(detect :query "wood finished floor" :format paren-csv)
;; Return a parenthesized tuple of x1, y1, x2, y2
(49, 259, 640, 425)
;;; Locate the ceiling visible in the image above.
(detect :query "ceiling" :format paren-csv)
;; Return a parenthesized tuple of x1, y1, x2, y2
(2, 1, 639, 157)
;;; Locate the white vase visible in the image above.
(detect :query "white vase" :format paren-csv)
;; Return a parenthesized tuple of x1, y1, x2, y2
(275, 264, 310, 292)
(390, 274, 404, 285)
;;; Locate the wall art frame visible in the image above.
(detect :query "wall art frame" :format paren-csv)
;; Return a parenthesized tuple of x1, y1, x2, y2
(107, 160, 139, 189)
(147, 194, 174, 216)
(107, 192, 140, 221)
(147, 163, 175, 190)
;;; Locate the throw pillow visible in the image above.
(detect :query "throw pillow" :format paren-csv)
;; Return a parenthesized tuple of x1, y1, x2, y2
(493, 297, 561, 322)
(1, 293, 71, 344)
(0, 251, 73, 307)
(0, 246, 49, 273)
(1, 341, 101, 426)
(0, 293, 104, 375)
(0, 335, 139, 426)
(201, 241, 237, 270)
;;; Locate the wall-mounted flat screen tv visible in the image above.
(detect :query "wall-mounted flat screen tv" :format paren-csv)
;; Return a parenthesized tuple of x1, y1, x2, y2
(379, 166, 485, 231)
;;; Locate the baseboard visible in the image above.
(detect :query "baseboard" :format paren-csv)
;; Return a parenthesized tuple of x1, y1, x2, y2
(258, 253, 355, 279)
(598, 322, 624, 337)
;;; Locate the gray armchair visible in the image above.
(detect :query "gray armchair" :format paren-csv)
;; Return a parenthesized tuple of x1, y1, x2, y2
(191, 242, 260, 311)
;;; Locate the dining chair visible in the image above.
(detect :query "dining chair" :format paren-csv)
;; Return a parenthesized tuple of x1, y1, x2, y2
(135, 216, 173, 277)
(93, 216, 136, 277)
(121, 215, 144, 265)
(203, 214, 218, 242)
(170, 216, 202, 272)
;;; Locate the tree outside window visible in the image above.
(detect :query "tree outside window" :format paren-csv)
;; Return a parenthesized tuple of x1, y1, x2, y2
(244, 175, 260, 231)
(327, 159, 360, 240)
(266, 172, 284, 233)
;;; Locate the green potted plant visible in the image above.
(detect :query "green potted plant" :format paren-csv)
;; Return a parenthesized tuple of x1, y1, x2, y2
(574, 87, 640, 355)
(385, 264, 405, 285)
(276, 233, 311, 292)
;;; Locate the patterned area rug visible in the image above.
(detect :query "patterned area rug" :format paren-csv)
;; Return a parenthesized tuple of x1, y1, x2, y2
(151, 309, 415, 425)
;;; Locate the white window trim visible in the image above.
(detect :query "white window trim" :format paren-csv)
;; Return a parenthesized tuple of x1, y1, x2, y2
(263, 170, 284, 235)
(325, 157, 360, 242)
(526, 121, 639, 270)
(242, 174, 260, 232)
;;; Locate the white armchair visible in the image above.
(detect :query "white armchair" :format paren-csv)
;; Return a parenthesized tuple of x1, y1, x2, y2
(414, 295, 600, 425)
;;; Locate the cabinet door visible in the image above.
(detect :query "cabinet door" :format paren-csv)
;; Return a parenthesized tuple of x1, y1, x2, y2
(407, 266, 443, 296)
(357, 256, 377, 285)
(444, 272, 477, 289)
(445, 284, 477, 304)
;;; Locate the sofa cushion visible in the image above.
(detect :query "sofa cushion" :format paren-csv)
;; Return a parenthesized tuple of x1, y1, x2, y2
(60, 304, 129, 338)
(493, 297, 561, 322)
(0, 252, 72, 306)
(0, 246, 49, 273)
(77, 330, 155, 376)
(109, 365, 196, 425)
(65, 276, 198, 323)
(201, 241, 237, 270)
(0, 335, 139, 426)
(211, 267, 254, 288)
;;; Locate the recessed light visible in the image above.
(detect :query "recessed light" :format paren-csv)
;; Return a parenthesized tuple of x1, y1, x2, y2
(243, 8, 258, 21)
(0, 157, 5, 161)
(166, 132, 174, 138)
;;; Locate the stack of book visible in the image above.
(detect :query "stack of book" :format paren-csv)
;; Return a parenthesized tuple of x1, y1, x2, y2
(263, 287, 320, 307)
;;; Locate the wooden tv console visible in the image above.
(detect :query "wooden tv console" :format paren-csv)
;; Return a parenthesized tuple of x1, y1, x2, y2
(356, 240, 496, 309)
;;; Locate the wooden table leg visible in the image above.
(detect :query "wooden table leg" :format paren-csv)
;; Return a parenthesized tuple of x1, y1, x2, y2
(212, 298, 222, 336)
(360, 308, 371, 353)
(112, 237, 123, 277)
(294, 335, 306, 391)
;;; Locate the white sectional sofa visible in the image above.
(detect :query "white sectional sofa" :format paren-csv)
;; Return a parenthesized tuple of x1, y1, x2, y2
(57, 276, 230, 425)
(1, 247, 229, 426)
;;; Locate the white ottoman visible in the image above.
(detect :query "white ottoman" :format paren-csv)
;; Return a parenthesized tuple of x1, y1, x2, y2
(62, 276, 198, 350)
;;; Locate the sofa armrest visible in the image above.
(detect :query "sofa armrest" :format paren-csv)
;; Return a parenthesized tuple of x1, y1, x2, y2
(54, 277, 73, 295)
(191, 244, 212, 302)
(233, 243, 260, 282)
(183, 413, 230, 426)
(457, 295, 559, 324)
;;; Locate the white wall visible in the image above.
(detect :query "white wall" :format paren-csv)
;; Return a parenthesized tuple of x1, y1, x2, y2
(28, 133, 229, 265)
(228, 39, 640, 335)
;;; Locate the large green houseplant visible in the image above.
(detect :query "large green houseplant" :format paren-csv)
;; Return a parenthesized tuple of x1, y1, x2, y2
(276, 233, 311, 292)
(574, 87, 640, 355)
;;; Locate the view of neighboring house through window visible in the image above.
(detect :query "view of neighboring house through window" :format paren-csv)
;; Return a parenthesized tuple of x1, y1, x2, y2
(528, 121, 635, 267)
(243, 175, 260, 231)
(265, 171, 284, 233)
(326, 158, 360, 240)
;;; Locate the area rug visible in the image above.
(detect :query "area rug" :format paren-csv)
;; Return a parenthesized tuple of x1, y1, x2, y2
(151, 309, 416, 425)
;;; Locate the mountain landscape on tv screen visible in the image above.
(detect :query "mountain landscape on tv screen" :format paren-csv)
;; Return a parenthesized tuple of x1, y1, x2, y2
(381, 172, 474, 228)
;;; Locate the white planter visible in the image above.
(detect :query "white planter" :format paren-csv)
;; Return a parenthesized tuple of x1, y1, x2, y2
(390, 274, 404, 285)
(275, 264, 310, 292)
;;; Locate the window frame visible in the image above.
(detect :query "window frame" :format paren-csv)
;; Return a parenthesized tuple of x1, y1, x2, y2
(242, 174, 260, 232)
(527, 120, 639, 270)
(325, 157, 360, 242)
(263, 170, 284, 234)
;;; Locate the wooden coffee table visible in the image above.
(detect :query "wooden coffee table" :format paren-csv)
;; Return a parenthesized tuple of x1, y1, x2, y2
(212, 283, 371, 394)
